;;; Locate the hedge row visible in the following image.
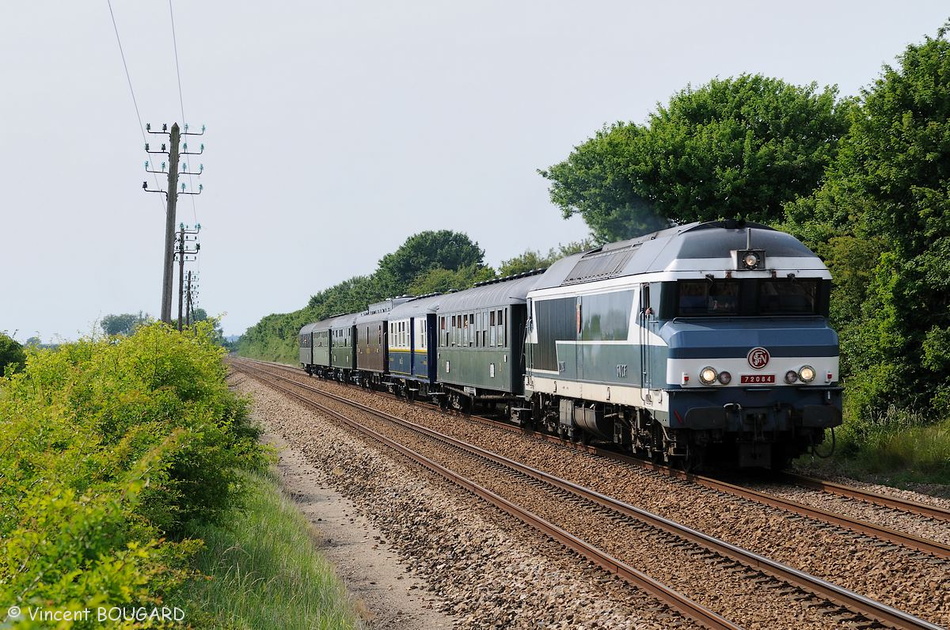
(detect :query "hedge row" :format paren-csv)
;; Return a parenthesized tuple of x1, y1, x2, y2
(0, 322, 267, 627)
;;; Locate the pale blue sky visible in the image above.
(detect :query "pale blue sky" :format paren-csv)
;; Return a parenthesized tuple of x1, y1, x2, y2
(2, 1, 947, 340)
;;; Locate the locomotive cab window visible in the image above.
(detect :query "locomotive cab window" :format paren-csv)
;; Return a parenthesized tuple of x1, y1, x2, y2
(758, 279, 819, 315)
(675, 278, 823, 317)
(677, 280, 739, 316)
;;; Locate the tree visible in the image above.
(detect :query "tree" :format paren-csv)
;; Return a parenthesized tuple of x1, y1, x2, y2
(377, 231, 485, 296)
(542, 74, 850, 242)
(539, 124, 667, 243)
(101, 312, 150, 336)
(497, 240, 595, 277)
(0, 333, 25, 375)
(786, 23, 950, 417)
(407, 264, 495, 296)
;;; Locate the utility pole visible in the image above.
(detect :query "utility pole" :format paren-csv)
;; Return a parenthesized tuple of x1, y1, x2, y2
(185, 270, 199, 327)
(175, 223, 201, 330)
(186, 271, 193, 326)
(143, 123, 205, 324)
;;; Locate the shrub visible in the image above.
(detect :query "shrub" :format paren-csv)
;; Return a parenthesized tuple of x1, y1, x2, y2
(0, 322, 266, 623)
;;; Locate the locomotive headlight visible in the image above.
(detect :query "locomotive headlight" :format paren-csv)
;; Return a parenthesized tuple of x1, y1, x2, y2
(784, 370, 799, 384)
(699, 366, 718, 385)
(718, 371, 732, 385)
(799, 365, 816, 383)
(736, 249, 766, 270)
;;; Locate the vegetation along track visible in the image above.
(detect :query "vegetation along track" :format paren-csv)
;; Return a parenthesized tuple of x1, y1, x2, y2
(234, 358, 947, 629)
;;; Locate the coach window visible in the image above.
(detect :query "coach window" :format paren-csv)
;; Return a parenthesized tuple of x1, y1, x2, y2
(480, 310, 485, 347)
(501, 308, 507, 347)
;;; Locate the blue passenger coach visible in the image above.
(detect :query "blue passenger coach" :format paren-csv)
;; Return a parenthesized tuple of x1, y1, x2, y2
(386, 293, 443, 398)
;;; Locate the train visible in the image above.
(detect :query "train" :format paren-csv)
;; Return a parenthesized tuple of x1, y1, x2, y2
(298, 220, 842, 470)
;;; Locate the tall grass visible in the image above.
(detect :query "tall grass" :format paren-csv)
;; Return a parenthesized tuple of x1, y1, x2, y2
(178, 469, 361, 629)
(810, 406, 950, 485)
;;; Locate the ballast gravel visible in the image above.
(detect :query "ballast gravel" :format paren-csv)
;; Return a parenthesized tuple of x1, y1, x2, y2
(233, 373, 699, 630)
(259, 368, 950, 628)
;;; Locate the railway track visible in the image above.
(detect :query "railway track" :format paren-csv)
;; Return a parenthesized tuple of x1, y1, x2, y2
(234, 359, 945, 630)
(776, 472, 950, 523)
(256, 359, 950, 562)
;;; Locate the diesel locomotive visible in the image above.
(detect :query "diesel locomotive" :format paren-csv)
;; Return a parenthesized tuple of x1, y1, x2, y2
(299, 221, 842, 469)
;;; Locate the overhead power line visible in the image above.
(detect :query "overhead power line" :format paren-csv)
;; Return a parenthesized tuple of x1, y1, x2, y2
(107, 0, 164, 210)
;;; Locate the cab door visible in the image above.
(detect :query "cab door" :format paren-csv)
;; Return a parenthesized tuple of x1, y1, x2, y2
(638, 283, 660, 390)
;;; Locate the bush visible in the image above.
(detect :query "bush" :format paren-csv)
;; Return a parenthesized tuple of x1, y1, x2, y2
(0, 332, 25, 375)
(0, 322, 267, 624)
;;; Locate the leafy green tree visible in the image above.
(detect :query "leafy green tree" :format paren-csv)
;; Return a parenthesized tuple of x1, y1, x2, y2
(101, 311, 150, 336)
(377, 230, 485, 295)
(0, 333, 25, 375)
(239, 231, 485, 362)
(497, 240, 595, 277)
(542, 74, 850, 242)
(407, 263, 495, 295)
(540, 123, 667, 243)
(787, 23, 950, 417)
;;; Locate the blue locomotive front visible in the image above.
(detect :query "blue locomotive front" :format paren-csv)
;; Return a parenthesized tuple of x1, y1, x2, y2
(524, 221, 842, 469)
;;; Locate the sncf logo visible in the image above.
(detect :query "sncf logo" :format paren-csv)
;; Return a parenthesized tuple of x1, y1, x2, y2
(747, 347, 770, 370)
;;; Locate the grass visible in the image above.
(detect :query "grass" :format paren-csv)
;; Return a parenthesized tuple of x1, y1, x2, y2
(795, 411, 950, 489)
(176, 469, 362, 629)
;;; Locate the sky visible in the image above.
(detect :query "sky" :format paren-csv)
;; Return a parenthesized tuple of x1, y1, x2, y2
(2, 2, 947, 342)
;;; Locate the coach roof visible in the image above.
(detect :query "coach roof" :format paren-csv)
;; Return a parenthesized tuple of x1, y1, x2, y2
(435, 273, 546, 313)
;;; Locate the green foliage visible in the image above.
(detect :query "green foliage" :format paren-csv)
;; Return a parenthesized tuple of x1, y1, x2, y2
(377, 230, 485, 296)
(828, 408, 950, 483)
(642, 75, 849, 224)
(497, 240, 595, 276)
(787, 23, 950, 424)
(539, 123, 668, 243)
(542, 74, 850, 242)
(0, 322, 266, 620)
(101, 312, 151, 337)
(0, 332, 25, 375)
(407, 263, 495, 295)
(238, 231, 492, 363)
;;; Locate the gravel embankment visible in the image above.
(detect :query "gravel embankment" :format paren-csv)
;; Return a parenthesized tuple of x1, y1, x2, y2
(235, 373, 702, 629)
(267, 370, 950, 628)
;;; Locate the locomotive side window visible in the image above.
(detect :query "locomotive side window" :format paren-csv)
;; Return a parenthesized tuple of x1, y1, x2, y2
(578, 290, 634, 341)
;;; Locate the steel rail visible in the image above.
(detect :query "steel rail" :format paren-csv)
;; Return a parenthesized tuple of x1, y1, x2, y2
(237, 364, 739, 630)
(777, 472, 950, 523)
(621, 459, 950, 560)
(242, 359, 950, 561)
(239, 361, 944, 630)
